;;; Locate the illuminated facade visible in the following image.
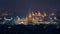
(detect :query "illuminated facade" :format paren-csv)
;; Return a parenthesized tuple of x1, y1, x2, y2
(15, 11, 56, 25)
(0, 10, 58, 25)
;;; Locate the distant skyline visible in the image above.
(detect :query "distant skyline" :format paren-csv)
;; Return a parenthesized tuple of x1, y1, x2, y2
(0, 0, 60, 17)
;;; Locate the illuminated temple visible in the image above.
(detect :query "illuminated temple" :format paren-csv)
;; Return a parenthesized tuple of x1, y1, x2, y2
(15, 11, 57, 25)
(0, 10, 58, 25)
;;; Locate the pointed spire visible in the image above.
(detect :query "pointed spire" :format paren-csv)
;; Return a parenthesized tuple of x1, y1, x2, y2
(24, 16, 28, 23)
(32, 12, 34, 16)
(25, 16, 28, 20)
(37, 11, 41, 16)
(32, 18, 37, 23)
(28, 12, 32, 18)
(16, 16, 21, 21)
(43, 11, 47, 16)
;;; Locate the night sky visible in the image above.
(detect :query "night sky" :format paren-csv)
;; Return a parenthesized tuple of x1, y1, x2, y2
(0, 0, 60, 17)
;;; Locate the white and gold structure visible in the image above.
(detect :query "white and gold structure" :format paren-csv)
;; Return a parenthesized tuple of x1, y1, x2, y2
(14, 10, 57, 25)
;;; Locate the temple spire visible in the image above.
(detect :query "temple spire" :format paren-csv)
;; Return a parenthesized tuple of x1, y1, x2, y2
(37, 11, 42, 16)
(43, 11, 47, 17)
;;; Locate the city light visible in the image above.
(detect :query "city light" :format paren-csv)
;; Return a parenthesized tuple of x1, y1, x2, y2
(0, 10, 59, 25)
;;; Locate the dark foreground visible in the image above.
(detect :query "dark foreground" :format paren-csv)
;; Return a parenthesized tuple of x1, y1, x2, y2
(0, 24, 60, 34)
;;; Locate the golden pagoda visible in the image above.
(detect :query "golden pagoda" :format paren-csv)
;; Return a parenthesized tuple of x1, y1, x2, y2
(37, 11, 42, 16)
(28, 12, 32, 18)
(23, 17, 28, 23)
(32, 12, 35, 16)
(43, 11, 47, 17)
(32, 18, 37, 23)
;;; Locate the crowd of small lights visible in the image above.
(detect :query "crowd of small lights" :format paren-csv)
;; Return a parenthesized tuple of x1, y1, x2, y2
(0, 10, 60, 25)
